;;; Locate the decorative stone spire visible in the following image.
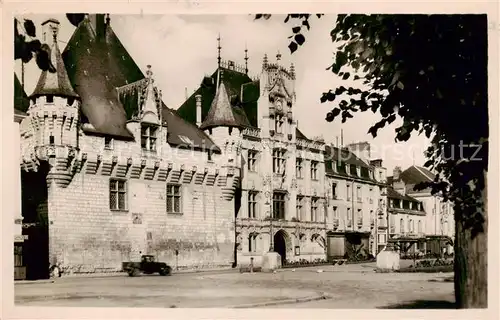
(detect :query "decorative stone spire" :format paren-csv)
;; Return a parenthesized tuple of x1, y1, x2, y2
(262, 53, 268, 69)
(217, 33, 222, 67)
(244, 44, 249, 75)
(141, 65, 159, 124)
(276, 50, 282, 62)
(30, 18, 79, 99)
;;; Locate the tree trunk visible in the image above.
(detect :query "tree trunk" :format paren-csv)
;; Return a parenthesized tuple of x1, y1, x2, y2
(454, 171, 488, 308)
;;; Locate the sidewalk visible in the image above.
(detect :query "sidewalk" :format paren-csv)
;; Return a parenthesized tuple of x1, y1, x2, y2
(15, 266, 240, 284)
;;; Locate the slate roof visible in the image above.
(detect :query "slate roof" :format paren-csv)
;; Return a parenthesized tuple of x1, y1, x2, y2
(200, 81, 250, 130)
(387, 165, 435, 194)
(386, 187, 420, 202)
(59, 15, 218, 151)
(14, 74, 30, 115)
(177, 67, 257, 129)
(30, 21, 79, 99)
(324, 145, 379, 184)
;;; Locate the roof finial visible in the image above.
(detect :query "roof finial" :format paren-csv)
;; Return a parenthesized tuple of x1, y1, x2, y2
(276, 50, 282, 62)
(217, 33, 222, 67)
(262, 53, 268, 69)
(244, 43, 249, 75)
(146, 65, 153, 79)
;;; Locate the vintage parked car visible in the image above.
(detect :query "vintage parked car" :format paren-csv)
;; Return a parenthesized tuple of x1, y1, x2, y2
(122, 255, 172, 277)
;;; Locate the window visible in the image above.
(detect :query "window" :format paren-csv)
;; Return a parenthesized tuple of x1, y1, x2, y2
(141, 124, 158, 152)
(207, 150, 213, 161)
(275, 114, 284, 133)
(310, 161, 318, 180)
(14, 245, 23, 267)
(104, 136, 113, 150)
(418, 220, 422, 233)
(333, 206, 338, 218)
(347, 184, 351, 201)
(166, 184, 182, 214)
(248, 191, 258, 218)
(46, 95, 54, 103)
(248, 233, 258, 253)
(408, 219, 413, 232)
(347, 208, 352, 226)
(110, 179, 127, 211)
(272, 192, 286, 220)
(332, 183, 337, 199)
(311, 197, 319, 221)
(400, 219, 404, 233)
(272, 149, 286, 174)
(49, 135, 55, 145)
(296, 158, 303, 178)
(356, 186, 362, 202)
(296, 196, 304, 220)
(248, 150, 258, 171)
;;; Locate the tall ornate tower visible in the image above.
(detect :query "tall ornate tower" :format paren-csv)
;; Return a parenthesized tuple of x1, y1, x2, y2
(21, 18, 81, 187)
(257, 52, 297, 142)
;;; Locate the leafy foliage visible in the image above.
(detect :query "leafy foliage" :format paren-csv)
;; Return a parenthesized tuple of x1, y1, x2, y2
(14, 18, 55, 72)
(255, 14, 324, 53)
(258, 14, 488, 240)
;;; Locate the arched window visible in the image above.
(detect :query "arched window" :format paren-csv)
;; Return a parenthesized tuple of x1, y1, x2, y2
(418, 220, 422, 233)
(400, 218, 404, 233)
(408, 219, 412, 233)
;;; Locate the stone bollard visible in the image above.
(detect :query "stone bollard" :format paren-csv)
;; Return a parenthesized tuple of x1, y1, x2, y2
(250, 257, 254, 273)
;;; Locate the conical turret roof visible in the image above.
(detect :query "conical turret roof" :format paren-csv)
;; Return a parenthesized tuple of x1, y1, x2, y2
(30, 20, 79, 99)
(200, 79, 250, 130)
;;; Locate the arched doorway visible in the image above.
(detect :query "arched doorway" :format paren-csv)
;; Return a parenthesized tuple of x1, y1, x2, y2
(273, 229, 289, 266)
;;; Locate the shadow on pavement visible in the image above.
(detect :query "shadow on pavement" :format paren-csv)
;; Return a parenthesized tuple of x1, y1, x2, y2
(379, 300, 457, 309)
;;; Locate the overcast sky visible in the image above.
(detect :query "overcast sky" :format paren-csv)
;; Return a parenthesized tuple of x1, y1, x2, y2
(15, 14, 431, 173)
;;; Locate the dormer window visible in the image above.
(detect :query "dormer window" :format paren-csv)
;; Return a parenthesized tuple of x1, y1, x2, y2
(141, 124, 158, 152)
(46, 95, 54, 103)
(104, 136, 113, 150)
(67, 97, 75, 106)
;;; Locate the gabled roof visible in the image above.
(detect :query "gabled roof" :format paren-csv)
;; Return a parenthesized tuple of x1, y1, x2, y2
(386, 187, 420, 202)
(200, 81, 250, 130)
(61, 15, 218, 151)
(177, 66, 257, 128)
(387, 165, 435, 193)
(14, 74, 30, 115)
(30, 22, 79, 99)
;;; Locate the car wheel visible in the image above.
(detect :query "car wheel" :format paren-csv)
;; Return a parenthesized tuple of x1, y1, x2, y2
(128, 268, 138, 277)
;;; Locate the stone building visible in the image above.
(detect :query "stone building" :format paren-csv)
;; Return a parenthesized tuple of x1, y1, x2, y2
(323, 142, 388, 259)
(17, 15, 237, 279)
(386, 166, 455, 255)
(15, 14, 393, 278)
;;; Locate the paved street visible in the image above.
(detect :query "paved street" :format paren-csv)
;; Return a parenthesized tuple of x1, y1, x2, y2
(15, 263, 455, 309)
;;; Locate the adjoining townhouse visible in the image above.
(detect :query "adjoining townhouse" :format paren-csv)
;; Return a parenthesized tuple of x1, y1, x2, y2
(387, 166, 455, 256)
(323, 142, 389, 259)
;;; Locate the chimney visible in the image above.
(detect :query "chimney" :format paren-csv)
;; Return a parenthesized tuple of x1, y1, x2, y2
(41, 18, 60, 47)
(346, 141, 371, 163)
(88, 14, 106, 41)
(195, 94, 202, 127)
(393, 166, 402, 181)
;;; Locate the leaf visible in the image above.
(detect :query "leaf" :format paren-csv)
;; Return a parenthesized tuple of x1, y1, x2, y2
(292, 26, 301, 34)
(36, 43, 55, 72)
(295, 33, 305, 46)
(288, 41, 298, 54)
(302, 19, 310, 30)
(23, 19, 36, 37)
(387, 114, 396, 124)
(397, 81, 405, 90)
(342, 72, 350, 80)
(284, 15, 290, 23)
